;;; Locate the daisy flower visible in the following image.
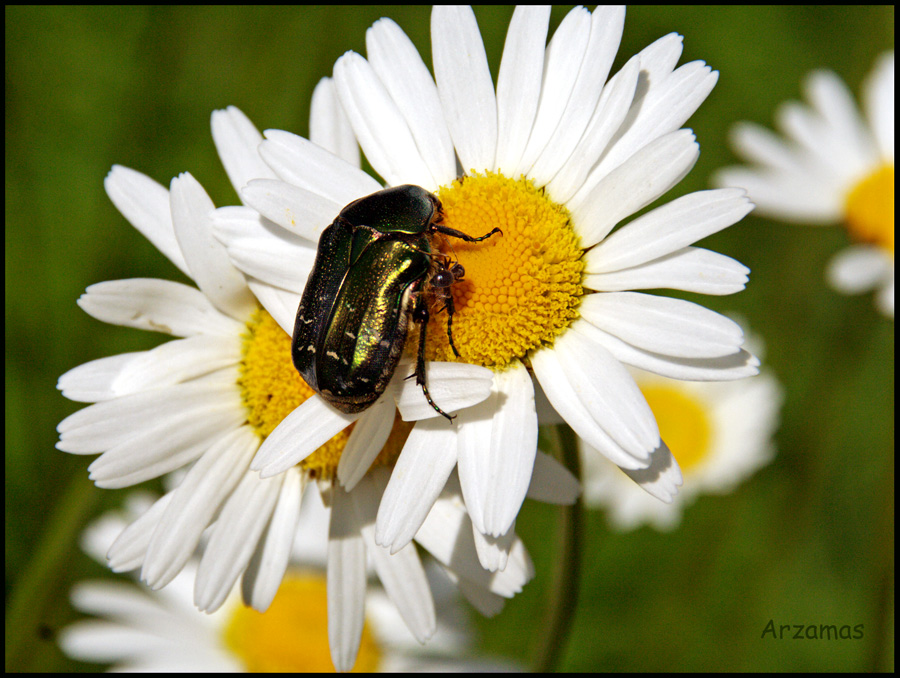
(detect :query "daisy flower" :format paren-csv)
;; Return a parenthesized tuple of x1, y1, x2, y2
(716, 52, 894, 318)
(60, 492, 513, 672)
(219, 5, 757, 556)
(56, 97, 570, 670)
(578, 322, 783, 531)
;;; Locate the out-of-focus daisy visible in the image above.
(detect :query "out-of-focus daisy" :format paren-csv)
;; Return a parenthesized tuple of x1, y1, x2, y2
(56, 97, 571, 669)
(60, 492, 512, 672)
(219, 6, 757, 554)
(578, 323, 783, 530)
(717, 52, 894, 318)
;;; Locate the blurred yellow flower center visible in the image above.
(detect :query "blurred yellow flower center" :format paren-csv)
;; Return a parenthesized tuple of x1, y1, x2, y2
(640, 384, 712, 473)
(239, 309, 411, 479)
(844, 163, 894, 254)
(423, 172, 584, 368)
(224, 572, 380, 672)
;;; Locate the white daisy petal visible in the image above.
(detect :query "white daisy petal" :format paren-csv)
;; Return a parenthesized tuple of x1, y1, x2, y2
(580, 292, 746, 359)
(633, 32, 684, 82)
(826, 245, 893, 293)
(337, 397, 397, 492)
(585, 246, 750, 295)
(457, 362, 538, 538)
(375, 418, 458, 553)
(571, 129, 700, 247)
(577, 319, 760, 381)
(327, 488, 367, 673)
(212, 205, 316, 292)
(57, 378, 241, 454)
(531, 335, 654, 470)
(863, 52, 894, 161)
(87, 412, 243, 489)
(366, 18, 456, 186)
(556, 324, 660, 452)
(210, 106, 277, 195)
(334, 51, 434, 189)
(451, 577, 505, 618)
(142, 427, 257, 589)
(432, 6, 497, 173)
(714, 166, 840, 223)
(239, 178, 341, 242)
(806, 70, 878, 177)
(251, 396, 357, 478)
(618, 440, 683, 503)
(193, 470, 283, 612)
(104, 165, 190, 277)
(240, 466, 305, 611)
(107, 494, 172, 572)
(527, 450, 580, 505)
(309, 78, 361, 168)
(514, 6, 591, 176)
(528, 5, 625, 186)
(727, 121, 808, 173)
(472, 525, 514, 573)
(246, 279, 299, 336)
(585, 188, 753, 273)
(169, 173, 257, 321)
(77, 279, 245, 338)
(259, 128, 380, 206)
(66, 581, 186, 634)
(600, 58, 717, 173)
(57, 353, 143, 403)
(494, 5, 551, 175)
(352, 471, 436, 644)
(547, 54, 640, 202)
(112, 336, 242, 395)
(394, 360, 494, 421)
(415, 488, 533, 598)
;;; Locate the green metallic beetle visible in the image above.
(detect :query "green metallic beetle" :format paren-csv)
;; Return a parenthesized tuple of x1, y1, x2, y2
(292, 184, 500, 421)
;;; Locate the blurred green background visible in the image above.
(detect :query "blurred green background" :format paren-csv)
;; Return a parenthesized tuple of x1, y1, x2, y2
(6, 5, 893, 672)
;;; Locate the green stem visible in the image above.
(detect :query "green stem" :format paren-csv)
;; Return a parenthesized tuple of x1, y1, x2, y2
(5, 472, 100, 671)
(533, 423, 583, 672)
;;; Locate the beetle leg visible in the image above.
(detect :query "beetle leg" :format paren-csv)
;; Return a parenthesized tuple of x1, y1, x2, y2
(443, 292, 461, 358)
(412, 295, 455, 422)
(432, 224, 502, 243)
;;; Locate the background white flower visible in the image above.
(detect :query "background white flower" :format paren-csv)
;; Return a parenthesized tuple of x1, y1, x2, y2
(59, 492, 515, 672)
(579, 324, 783, 531)
(717, 52, 894, 318)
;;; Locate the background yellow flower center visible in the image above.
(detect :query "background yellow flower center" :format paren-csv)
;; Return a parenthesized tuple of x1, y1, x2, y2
(224, 572, 381, 672)
(640, 384, 712, 473)
(424, 172, 583, 368)
(239, 310, 409, 479)
(844, 164, 894, 254)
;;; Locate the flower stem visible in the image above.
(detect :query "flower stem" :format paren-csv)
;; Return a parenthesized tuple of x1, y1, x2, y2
(533, 423, 583, 672)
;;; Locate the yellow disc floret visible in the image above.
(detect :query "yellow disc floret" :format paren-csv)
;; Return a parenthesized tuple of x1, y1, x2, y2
(844, 163, 894, 254)
(224, 571, 381, 672)
(425, 172, 584, 368)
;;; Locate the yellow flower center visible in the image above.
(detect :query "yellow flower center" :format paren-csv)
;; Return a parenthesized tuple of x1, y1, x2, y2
(223, 572, 381, 672)
(423, 172, 584, 368)
(238, 309, 411, 479)
(640, 384, 712, 473)
(844, 163, 894, 254)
